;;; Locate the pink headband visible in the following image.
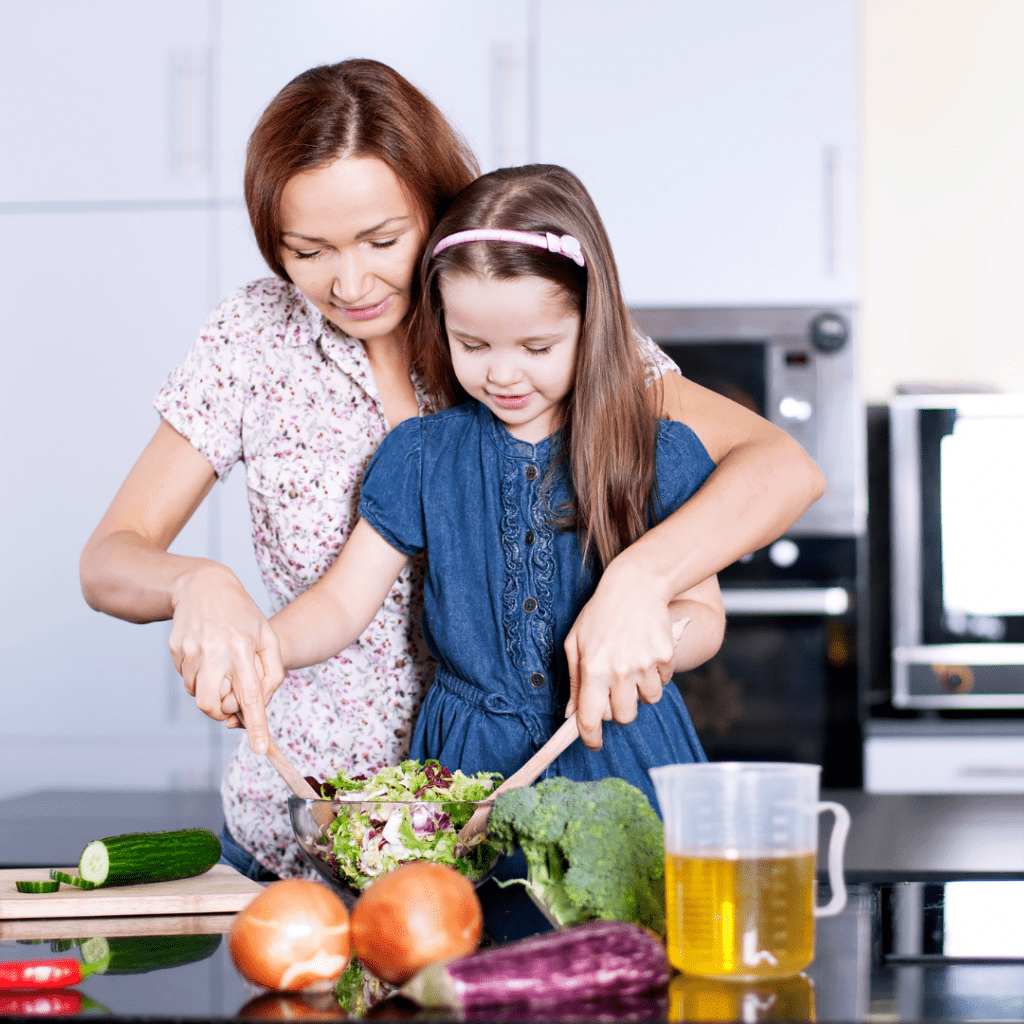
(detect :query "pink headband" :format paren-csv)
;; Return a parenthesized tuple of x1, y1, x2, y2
(431, 228, 586, 267)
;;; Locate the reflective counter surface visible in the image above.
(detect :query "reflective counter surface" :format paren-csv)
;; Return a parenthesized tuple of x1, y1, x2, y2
(2, 790, 1022, 1022)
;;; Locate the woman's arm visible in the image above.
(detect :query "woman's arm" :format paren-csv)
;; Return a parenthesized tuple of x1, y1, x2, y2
(80, 419, 283, 755)
(269, 519, 410, 671)
(565, 371, 824, 750)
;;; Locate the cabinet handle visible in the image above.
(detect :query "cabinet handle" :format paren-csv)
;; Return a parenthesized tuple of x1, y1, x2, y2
(169, 48, 210, 178)
(823, 145, 839, 276)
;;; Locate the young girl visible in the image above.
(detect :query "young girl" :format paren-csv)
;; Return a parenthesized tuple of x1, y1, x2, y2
(268, 164, 725, 814)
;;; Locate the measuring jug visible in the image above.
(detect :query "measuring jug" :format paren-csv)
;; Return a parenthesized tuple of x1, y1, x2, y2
(649, 762, 850, 980)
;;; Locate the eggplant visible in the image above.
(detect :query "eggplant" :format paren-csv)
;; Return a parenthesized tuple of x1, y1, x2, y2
(399, 920, 671, 1011)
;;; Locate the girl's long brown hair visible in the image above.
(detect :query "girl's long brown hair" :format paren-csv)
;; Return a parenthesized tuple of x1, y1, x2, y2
(244, 59, 479, 281)
(411, 165, 660, 571)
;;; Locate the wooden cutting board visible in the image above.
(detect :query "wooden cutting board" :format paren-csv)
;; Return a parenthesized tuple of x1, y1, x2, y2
(0, 865, 263, 920)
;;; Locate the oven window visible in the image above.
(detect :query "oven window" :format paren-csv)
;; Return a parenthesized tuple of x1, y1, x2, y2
(659, 341, 766, 418)
(674, 614, 860, 787)
(920, 408, 1024, 643)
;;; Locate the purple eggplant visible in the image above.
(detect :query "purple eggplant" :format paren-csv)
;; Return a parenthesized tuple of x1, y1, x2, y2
(399, 920, 671, 1012)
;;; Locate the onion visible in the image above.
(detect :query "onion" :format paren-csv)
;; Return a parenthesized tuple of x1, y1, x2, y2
(229, 879, 350, 992)
(350, 861, 483, 985)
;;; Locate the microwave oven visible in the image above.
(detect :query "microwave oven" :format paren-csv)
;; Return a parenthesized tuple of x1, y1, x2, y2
(632, 305, 864, 538)
(889, 393, 1024, 708)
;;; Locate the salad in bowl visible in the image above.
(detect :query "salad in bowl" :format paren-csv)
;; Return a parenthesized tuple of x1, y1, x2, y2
(289, 760, 504, 899)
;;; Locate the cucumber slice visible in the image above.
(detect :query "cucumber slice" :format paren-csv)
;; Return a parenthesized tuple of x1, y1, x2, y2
(78, 828, 221, 887)
(15, 880, 59, 893)
(50, 869, 96, 889)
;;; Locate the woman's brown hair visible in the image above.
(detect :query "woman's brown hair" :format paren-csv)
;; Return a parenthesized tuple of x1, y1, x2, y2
(245, 59, 479, 281)
(412, 164, 661, 571)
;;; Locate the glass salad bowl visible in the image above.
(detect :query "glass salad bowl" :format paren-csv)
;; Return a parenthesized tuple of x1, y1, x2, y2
(288, 796, 504, 907)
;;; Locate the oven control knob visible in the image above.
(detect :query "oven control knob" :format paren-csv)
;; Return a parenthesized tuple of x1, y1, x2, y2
(769, 539, 800, 568)
(810, 312, 849, 353)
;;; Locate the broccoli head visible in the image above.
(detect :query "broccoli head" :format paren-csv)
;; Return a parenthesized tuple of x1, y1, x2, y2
(487, 776, 666, 935)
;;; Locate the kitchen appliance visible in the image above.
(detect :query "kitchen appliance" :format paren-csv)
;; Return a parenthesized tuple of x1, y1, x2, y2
(887, 392, 1024, 708)
(863, 393, 1024, 793)
(633, 307, 866, 787)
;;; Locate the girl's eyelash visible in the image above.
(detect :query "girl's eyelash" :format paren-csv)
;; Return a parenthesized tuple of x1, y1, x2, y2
(370, 238, 399, 250)
(528, 346, 552, 355)
(292, 250, 321, 260)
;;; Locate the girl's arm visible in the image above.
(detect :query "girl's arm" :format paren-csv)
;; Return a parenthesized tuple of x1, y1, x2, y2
(80, 419, 284, 755)
(269, 519, 410, 671)
(565, 371, 824, 750)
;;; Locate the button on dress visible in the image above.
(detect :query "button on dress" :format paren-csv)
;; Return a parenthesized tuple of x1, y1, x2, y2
(358, 400, 716, 814)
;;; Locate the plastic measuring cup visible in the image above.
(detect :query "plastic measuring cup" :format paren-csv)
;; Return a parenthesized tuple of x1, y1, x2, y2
(649, 761, 850, 980)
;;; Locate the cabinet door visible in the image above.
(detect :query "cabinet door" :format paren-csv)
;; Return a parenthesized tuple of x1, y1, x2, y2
(535, 0, 859, 306)
(215, 0, 532, 201)
(0, 209, 222, 798)
(0, 0, 211, 203)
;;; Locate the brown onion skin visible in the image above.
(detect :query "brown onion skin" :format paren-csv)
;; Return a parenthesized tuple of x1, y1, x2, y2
(350, 862, 483, 985)
(229, 879, 350, 991)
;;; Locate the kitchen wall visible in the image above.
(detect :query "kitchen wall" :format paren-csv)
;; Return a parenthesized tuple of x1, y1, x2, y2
(860, 0, 1024, 400)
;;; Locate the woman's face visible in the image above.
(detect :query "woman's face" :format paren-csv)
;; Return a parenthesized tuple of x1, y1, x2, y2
(279, 156, 427, 346)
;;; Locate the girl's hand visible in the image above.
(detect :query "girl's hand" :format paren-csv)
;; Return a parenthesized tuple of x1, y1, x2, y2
(168, 562, 285, 755)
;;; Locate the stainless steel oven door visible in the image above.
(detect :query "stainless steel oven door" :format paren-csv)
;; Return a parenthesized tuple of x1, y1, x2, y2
(672, 537, 862, 787)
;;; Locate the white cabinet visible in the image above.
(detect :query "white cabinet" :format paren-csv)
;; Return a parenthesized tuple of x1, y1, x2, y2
(865, 733, 1024, 793)
(0, 209, 224, 796)
(0, 0, 212, 203)
(215, 0, 532, 202)
(534, 0, 859, 307)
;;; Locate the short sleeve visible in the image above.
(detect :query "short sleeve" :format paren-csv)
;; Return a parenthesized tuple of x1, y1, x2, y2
(358, 418, 426, 556)
(153, 289, 252, 479)
(653, 419, 717, 519)
(635, 329, 680, 385)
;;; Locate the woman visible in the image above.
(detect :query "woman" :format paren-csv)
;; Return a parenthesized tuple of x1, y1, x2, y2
(80, 60, 823, 880)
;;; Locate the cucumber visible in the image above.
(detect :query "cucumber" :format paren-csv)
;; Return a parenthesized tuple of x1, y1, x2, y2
(50, 869, 96, 889)
(15, 880, 59, 893)
(79, 934, 222, 975)
(78, 828, 221, 887)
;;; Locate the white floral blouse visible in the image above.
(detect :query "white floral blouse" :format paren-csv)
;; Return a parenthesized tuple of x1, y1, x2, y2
(154, 277, 679, 878)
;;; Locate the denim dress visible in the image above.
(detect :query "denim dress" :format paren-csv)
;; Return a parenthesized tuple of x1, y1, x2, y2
(358, 400, 715, 816)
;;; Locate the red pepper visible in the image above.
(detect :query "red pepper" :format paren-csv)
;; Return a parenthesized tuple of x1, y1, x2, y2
(0, 989, 84, 1015)
(0, 960, 83, 990)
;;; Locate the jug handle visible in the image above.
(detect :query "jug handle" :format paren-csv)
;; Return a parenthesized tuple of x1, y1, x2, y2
(814, 800, 851, 918)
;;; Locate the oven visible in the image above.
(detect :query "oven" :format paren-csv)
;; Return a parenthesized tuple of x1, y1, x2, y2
(633, 306, 866, 788)
(887, 392, 1024, 709)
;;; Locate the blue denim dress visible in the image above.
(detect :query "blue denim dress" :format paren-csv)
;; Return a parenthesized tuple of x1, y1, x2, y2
(358, 401, 714, 816)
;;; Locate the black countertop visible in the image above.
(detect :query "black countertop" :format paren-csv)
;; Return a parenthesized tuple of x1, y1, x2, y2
(1, 789, 1022, 1021)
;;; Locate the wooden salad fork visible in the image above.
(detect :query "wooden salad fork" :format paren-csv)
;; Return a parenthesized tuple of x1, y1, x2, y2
(454, 712, 580, 856)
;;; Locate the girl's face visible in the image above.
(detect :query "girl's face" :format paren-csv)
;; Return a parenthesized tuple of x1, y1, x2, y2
(442, 272, 581, 444)
(279, 156, 427, 346)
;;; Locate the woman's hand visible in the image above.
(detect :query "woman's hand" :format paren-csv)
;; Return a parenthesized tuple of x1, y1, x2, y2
(169, 561, 285, 754)
(564, 554, 677, 751)
(564, 563, 724, 751)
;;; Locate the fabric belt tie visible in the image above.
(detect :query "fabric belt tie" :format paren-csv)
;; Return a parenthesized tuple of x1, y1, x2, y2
(433, 669, 554, 749)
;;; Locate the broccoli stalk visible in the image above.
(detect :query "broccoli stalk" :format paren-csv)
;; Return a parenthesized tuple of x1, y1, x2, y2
(487, 777, 666, 936)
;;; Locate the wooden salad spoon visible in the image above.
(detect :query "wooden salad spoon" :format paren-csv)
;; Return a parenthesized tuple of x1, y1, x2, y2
(453, 615, 692, 854)
(454, 712, 580, 855)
